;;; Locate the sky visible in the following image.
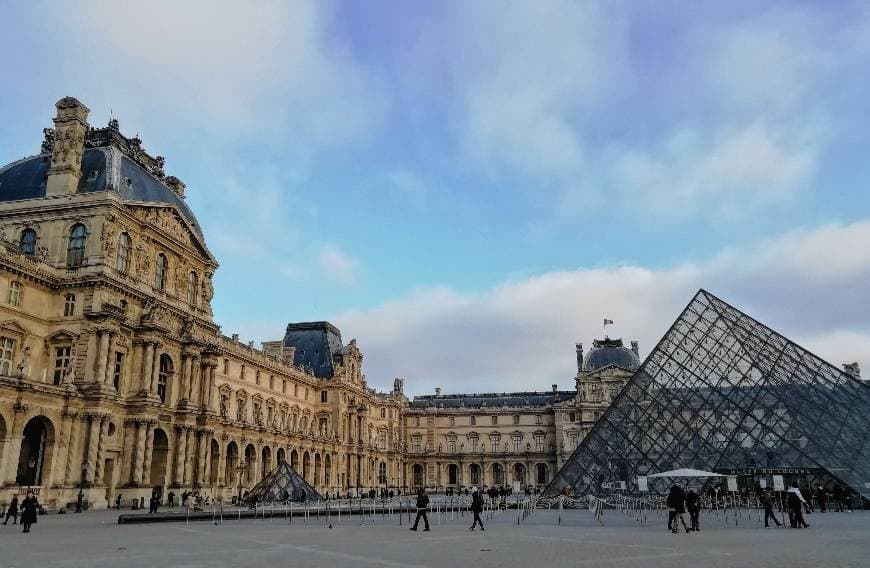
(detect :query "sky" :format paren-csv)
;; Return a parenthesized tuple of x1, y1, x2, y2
(1, 1, 868, 396)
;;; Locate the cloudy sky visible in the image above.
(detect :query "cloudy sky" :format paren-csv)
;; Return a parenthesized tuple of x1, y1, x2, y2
(1, 1, 868, 395)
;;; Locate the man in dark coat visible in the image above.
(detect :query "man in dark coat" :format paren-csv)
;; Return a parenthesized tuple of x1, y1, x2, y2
(2, 495, 18, 525)
(761, 489, 782, 527)
(666, 485, 689, 534)
(685, 488, 701, 531)
(20, 491, 39, 533)
(409, 488, 430, 531)
(469, 487, 485, 531)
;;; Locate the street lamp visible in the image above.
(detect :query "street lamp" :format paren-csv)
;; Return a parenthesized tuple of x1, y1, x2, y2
(75, 463, 87, 513)
(236, 461, 246, 505)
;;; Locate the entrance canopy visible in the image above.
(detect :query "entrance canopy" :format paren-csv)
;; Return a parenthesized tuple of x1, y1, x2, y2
(648, 468, 724, 478)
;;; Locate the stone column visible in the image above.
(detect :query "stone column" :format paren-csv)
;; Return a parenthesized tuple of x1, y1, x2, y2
(103, 332, 116, 386)
(189, 356, 201, 405)
(217, 438, 226, 485)
(142, 423, 155, 486)
(150, 345, 162, 395)
(198, 431, 210, 485)
(130, 342, 143, 395)
(175, 426, 187, 485)
(63, 412, 82, 484)
(85, 414, 101, 483)
(184, 428, 195, 484)
(133, 421, 147, 485)
(94, 331, 110, 384)
(94, 416, 110, 483)
(180, 355, 192, 405)
(206, 364, 217, 410)
(141, 342, 154, 394)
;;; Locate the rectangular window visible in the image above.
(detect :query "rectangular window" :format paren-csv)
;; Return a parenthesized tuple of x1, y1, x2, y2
(535, 434, 544, 452)
(379, 431, 386, 449)
(535, 414, 542, 425)
(491, 415, 498, 425)
(304, 388, 308, 400)
(491, 434, 500, 451)
(321, 390, 328, 403)
(7, 282, 21, 306)
(448, 440, 456, 453)
(449, 416, 455, 426)
(380, 407, 386, 419)
(223, 359, 229, 374)
(412, 437, 421, 453)
(470, 437, 479, 452)
(270, 375, 274, 390)
(470, 416, 476, 426)
(512, 436, 522, 452)
(240, 365, 246, 380)
(63, 294, 76, 316)
(0, 337, 13, 375)
(282, 380, 287, 394)
(113, 351, 124, 391)
(52, 346, 72, 385)
(414, 416, 420, 427)
(568, 432, 579, 450)
(255, 370, 261, 385)
(294, 384, 299, 397)
(569, 412, 576, 422)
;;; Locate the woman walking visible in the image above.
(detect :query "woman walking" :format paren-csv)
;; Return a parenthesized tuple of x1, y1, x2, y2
(20, 490, 39, 533)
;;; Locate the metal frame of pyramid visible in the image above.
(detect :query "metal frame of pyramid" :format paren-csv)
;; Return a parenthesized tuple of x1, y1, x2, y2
(243, 461, 323, 504)
(543, 289, 870, 499)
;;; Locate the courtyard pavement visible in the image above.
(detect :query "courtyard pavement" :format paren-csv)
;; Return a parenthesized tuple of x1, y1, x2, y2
(1, 505, 869, 567)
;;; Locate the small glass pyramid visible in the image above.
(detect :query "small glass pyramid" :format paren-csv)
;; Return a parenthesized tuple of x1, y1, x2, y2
(244, 460, 323, 504)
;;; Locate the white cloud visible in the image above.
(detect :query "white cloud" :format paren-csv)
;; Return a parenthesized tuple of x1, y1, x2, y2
(319, 244, 359, 286)
(334, 220, 870, 395)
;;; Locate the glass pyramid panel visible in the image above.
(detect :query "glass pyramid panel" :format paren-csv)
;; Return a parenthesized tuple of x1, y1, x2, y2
(244, 461, 323, 504)
(543, 289, 870, 499)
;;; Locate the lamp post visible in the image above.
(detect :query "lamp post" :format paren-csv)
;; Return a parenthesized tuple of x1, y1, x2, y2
(236, 461, 246, 505)
(75, 463, 87, 513)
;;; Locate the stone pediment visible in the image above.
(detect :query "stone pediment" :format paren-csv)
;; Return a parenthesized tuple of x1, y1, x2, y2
(130, 205, 215, 263)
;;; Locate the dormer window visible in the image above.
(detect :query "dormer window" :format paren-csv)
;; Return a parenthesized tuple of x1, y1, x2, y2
(63, 293, 76, 316)
(19, 229, 37, 255)
(124, 177, 133, 188)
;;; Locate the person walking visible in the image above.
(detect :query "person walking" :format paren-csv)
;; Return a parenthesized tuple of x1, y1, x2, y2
(761, 489, 782, 528)
(815, 485, 828, 513)
(2, 495, 18, 525)
(20, 491, 39, 533)
(666, 485, 690, 534)
(787, 482, 810, 528)
(832, 485, 844, 512)
(685, 488, 701, 532)
(115, 494, 123, 510)
(409, 488, 430, 532)
(469, 487, 485, 531)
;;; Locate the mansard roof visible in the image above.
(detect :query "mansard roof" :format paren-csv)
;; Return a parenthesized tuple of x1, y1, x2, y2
(409, 390, 575, 410)
(281, 321, 345, 379)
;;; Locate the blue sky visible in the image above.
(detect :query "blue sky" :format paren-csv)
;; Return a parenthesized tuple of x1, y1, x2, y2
(1, 1, 868, 394)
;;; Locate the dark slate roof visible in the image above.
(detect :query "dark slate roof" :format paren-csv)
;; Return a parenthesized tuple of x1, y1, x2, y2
(282, 322, 344, 379)
(582, 337, 640, 372)
(409, 390, 576, 409)
(0, 149, 203, 238)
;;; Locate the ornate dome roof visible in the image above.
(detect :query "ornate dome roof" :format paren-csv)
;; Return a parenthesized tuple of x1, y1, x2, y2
(0, 120, 203, 237)
(582, 337, 640, 372)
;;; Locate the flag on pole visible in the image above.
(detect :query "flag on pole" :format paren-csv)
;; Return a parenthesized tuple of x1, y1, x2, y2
(603, 318, 614, 325)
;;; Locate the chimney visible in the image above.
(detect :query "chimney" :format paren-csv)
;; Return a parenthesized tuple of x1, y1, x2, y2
(46, 97, 90, 196)
(435, 387, 442, 397)
(843, 362, 861, 379)
(231, 333, 239, 342)
(631, 341, 639, 356)
(552, 384, 558, 393)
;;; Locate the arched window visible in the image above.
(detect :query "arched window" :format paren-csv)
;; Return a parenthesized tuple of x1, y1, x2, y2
(7, 281, 21, 306)
(154, 253, 167, 290)
(513, 414, 520, 425)
(67, 224, 87, 268)
(157, 354, 172, 403)
(19, 228, 37, 255)
(187, 271, 198, 305)
(116, 233, 131, 273)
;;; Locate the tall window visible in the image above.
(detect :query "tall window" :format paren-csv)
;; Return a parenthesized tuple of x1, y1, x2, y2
(568, 431, 579, 450)
(412, 435, 422, 453)
(20, 228, 37, 255)
(52, 346, 72, 385)
(187, 271, 198, 305)
(116, 233, 131, 273)
(0, 337, 14, 375)
(535, 414, 542, 425)
(380, 407, 386, 418)
(535, 434, 544, 452)
(378, 462, 387, 485)
(513, 414, 520, 425)
(320, 390, 328, 403)
(154, 254, 167, 290)
(7, 282, 21, 306)
(512, 434, 522, 452)
(378, 430, 386, 449)
(67, 224, 87, 268)
(157, 354, 172, 403)
(113, 352, 124, 391)
(491, 433, 501, 451)
(568, 412, 576, 422)
(470, 416, 476, 426)
(449, 416, 455, 426)
(470, 435, 479, 453)
(491, 415, 498, 425)
(447, 439, 456, 453)
(63, 294, 76, 316)
(240, 365, 246, 380)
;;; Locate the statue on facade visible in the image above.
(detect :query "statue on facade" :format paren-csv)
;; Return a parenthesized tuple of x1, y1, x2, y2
(236, 398, 246, 422)
(219, 396, 229, 418)
(16, 346, 31, 379)
(254, 406, 264, 426)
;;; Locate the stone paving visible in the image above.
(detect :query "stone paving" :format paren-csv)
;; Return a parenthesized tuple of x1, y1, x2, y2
(2, 505, 869, 567)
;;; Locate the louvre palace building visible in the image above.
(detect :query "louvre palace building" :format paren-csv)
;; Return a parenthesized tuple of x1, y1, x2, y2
(0, 98, 638, 509)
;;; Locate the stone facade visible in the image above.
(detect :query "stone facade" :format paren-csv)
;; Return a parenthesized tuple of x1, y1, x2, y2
(0, 98, 404, 509)
(0, 98, 635, 509)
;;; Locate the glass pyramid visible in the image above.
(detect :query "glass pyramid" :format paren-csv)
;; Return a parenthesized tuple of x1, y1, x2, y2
(244, 461, 323, 504)
(543, 289, 870, 499)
